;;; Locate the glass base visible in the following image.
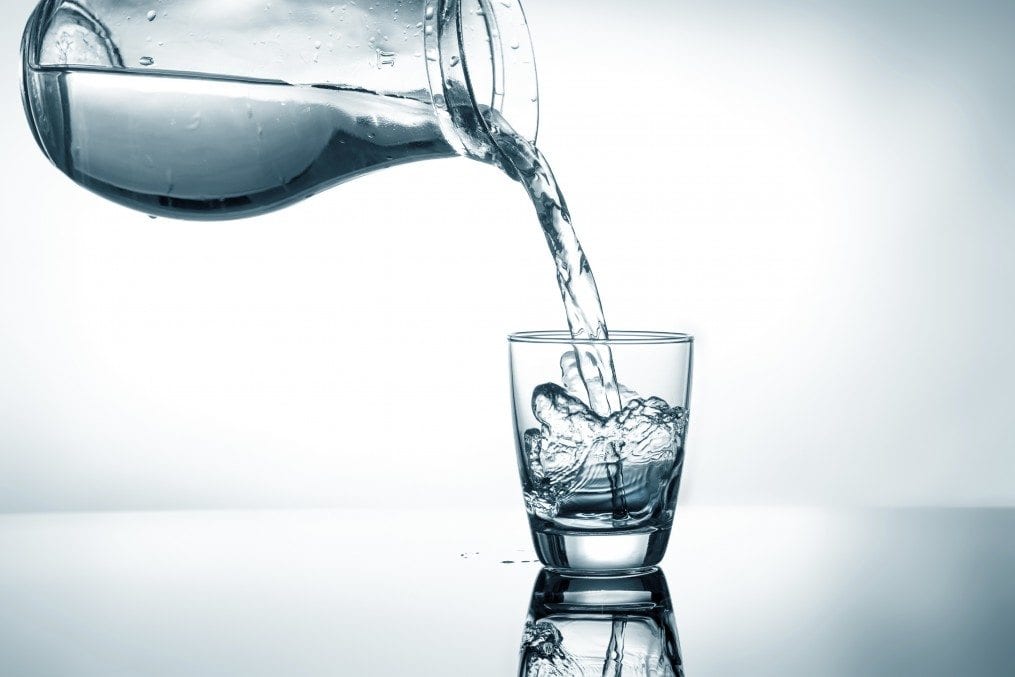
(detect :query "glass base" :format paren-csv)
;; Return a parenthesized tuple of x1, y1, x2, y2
(531, 527, 671, 574)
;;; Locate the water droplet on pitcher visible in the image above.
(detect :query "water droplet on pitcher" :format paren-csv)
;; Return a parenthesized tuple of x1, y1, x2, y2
(510, 40, 520, 49)
(450, 55, 460, 67)
(148, 215, 157, 220)
(146, 10, 157, 21)
(424, 25, 433, 35)
(139, 56, 155, 66)
(425, 5, 435, 19)
(314, 40, 322, 49)
(186, 113, 202, 131)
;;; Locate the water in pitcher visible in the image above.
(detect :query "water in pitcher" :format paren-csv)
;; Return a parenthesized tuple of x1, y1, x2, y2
(24, 66, 457, 218)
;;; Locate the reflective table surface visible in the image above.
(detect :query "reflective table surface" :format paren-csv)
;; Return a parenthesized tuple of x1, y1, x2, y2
(1, 508, 1013, 676)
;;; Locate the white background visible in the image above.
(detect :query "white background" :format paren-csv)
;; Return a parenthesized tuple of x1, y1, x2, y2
(1, 0, 1013, 512)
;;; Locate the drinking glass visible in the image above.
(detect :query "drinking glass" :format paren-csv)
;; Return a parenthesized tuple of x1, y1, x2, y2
(509, 331, 693, 572)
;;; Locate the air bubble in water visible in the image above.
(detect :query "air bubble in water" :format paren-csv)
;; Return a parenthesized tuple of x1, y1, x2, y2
(139, 56, 155, 66)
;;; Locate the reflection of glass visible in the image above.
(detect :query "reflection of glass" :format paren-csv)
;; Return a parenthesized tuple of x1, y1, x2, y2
(510, 332, 694, 572)
(519, 568, 684, 676)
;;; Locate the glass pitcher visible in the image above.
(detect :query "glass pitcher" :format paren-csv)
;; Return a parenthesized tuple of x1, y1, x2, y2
(21, 0, 539, 219)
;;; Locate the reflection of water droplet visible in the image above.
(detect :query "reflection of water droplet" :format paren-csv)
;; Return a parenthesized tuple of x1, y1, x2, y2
(146, 10, 156, 21)
(139, 56, 155, 66)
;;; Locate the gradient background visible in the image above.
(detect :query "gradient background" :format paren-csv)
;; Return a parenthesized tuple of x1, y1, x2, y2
(1, 0, 1013, 514)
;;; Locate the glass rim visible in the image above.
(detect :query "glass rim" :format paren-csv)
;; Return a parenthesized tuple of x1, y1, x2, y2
(508, 330, 694, 345)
